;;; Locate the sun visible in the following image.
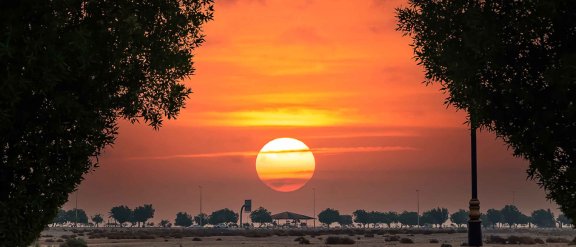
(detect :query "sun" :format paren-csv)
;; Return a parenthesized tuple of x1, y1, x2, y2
(255, 138, 315, 192)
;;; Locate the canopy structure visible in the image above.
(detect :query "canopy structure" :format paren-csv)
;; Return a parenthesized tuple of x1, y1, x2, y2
(271, 211, 315, 220)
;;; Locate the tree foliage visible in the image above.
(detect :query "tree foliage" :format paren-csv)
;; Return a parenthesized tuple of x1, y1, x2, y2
(353, 210, 370, 228)
(159, 219, 171, 228)
(338, 215, 353, 227)
(450, 209, 468, 228)
(422, 207, 449, 228)
(486, 209, 503, 228)
(109, 205, 132, 227)
(557, 213, 573, 228)
(194, 213, 208, 226)
(0, 0, 213, 245)
(318, 208, 340, 228)
(249, 207, 272, 227)
(501, 205, 523, 228)
(398, 211, 419, 228)
(397, 0, 576, 222)
(531, 209, 556, 228)
(208, 208, 238, 225)
(133, 204, 155, 227)
(91, 214, 103, 227)
(175, 212, 193, 227)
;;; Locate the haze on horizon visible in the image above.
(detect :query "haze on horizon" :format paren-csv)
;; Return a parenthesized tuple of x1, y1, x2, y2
(63, 0, 557, 223)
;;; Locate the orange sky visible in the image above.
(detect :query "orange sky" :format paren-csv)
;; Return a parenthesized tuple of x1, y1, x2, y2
(66, 0, 557, 223)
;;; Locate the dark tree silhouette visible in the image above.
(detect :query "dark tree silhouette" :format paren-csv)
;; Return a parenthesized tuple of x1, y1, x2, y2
(501, 205, 523, 228)
(0, 1, 213, 245)
(52, 209, 68, 227)
(338, 215, 353, 227)
(91, 214, 103, 228)
(249, 207, 272, 227)
(159, 219, 171, 228)
(486, 209, 503, 228)
(381, 211, 399, 228)
(422, 208, 449, 228)
(194, 213, 208, 226)
(208, 208, 238, 225)
(397, 0, 576, 222)
(66, 209, 89, 225)
(109, 206, 132, 227)
(531, 209, 556, 228)
(133, 204, 155, 227)
(318, 208, 340, 228)
(398, 211, 419, 228)
(450, 209, 468, 228)
(175, 212, 193, 227)
(557, 214, 573, 228)
(353, 210, 370, 228)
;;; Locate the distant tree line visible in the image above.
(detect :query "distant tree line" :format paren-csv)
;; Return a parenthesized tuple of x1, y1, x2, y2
(51, 204, 573, 229)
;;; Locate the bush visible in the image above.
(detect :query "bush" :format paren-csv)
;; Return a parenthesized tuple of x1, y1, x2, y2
(192, 237, 202, 241)
(534, 238, 545, 244)
(325, 236, 355, 245)
(364, 233, 374, 238)
(59, 238, 87, 247)
(385, 235, 401, 242)
(441, 244, 452, 247)
(430, 239, 439, 243)
(400, 238, 414, 244)
(546, 237, 570, 243)
(486, 236, 507, 244)
(216, 238, 222, 241)
(294, 236, 310, 244)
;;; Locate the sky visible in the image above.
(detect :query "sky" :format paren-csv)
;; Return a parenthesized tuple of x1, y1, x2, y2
(64, 0, 558, 223)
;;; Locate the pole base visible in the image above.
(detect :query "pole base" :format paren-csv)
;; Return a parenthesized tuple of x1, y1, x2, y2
(468, 220, 483, 246)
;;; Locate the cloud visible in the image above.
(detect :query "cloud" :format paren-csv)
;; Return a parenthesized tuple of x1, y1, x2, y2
(126, 146, 416, 160)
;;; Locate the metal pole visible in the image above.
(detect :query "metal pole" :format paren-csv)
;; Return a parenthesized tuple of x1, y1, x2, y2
(468, 120, 482, 246)
(199, 186, 202, 226)
(313, 188, 316, 228)
(512, 191, 515, 206)
(75, 190, 78, 227)
(416, 189, 420, 228)
(240, 205, 245, 227)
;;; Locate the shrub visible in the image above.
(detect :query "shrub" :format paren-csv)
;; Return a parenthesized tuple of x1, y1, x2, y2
(192, 237, 202, 241)
(441, 244, 452, 247)
(534, 238, 545, 244)
(294, 236, 310, 245)
(385, 235, 401, 242)
(59, 238, 87, 247)
(430, 239, 439, 243)
(486, 236, 507, 244)
(400, 238, 414, 244)
(325, 236, 356, 245)
(216, 238, 222, 241)
(364, 233, 374, 238)
(546, 237, 570, 243)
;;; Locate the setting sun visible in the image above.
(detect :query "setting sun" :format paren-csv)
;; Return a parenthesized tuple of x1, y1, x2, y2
(256, 138, 315, 192)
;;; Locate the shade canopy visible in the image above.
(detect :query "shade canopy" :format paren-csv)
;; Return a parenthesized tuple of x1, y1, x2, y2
(271, 211, 315, 220)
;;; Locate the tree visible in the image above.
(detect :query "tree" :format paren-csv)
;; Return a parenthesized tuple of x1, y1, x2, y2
(52, 209, 68, 227)
(501, 205, 523, 228)
(194, 213, 208, 226)
(175, 212, 193, 227)
(450, 209, 468, 228)
(109, 206, 132, 227)
(208, 208, 238, 225)
(318, 208, 340, 228)
(422, 208, 449, 228)
(159, 219, 171, 228)
(353, 210, 370, 228)
(91, 214, 103, 228)
(531, 209, 556, 228)
(486, 209, 503, 228)
(0, 0, 214, 245)
(381, 211, 399, 228)
(133, 204, 155, 227)
(397, 0, 576, 222)
(338, 215, 353, 227)
(249, 207, 272, 227)
(557, 214, 572, 228)
(398, 211, 419, 228)
(66, 209, 89, 225)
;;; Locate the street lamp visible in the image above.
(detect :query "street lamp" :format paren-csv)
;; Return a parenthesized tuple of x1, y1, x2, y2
(468, 117, 482, 246)
(416, 189, 420, 228)
(199, 186, 203, 226)
(313, 188, 316, 228)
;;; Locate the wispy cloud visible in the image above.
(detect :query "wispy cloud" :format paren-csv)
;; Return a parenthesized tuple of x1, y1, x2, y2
(126, 146, 416, 161)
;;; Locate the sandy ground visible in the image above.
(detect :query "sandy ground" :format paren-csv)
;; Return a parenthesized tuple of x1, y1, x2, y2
(36, 228, 575, 247)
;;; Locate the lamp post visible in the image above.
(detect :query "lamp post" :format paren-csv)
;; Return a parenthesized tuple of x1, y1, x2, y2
(468, 117, 482, 246)
(75, 190, 78, 228)
(416, 189, 420, 228)
(199, 186, 203, 226)
(313, 188, 316, 228)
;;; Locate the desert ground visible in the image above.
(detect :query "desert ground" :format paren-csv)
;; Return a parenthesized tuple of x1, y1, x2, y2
(36, 227, 575, 247)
